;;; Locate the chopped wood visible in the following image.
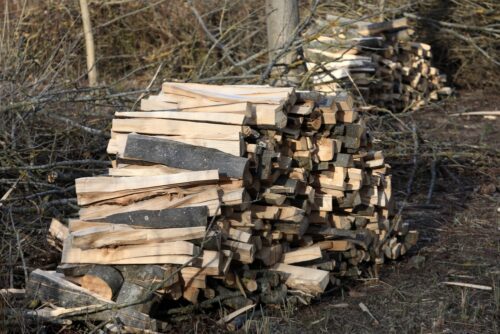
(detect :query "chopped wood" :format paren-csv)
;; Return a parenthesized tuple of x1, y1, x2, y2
(72, 226, 207, 249)
(442, 282, 493, 291)
(25, 83, 416, 323)
(62, 239, 199, 264)
(123, 133, 249, 179)
(281, 245, 323, 264)
(115, 111, 246, 125)
(81, 265, 123, 300)
(271, 263, 329, 295)
(112, 118, 242, 140)
(76, 169, 218, 196)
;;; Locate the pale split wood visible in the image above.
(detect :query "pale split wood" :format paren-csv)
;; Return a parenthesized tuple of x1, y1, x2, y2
(281, 245, 323, 264)
(270, 263, 329, 295)
(107, 132, 243, 157)
(76, 170, 219, 194)
(62, 239, 199, 265)
(115, 111, 246, 125)
(71, 226, 208, 249)
(78, 187, 219, 221)
(112, 118, 242, 140)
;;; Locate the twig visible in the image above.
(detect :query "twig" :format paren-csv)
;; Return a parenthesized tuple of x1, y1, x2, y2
(405, 123, 419, 201)
(4, 186, 75, 202)
(440, 27, 500, 66)
(45, 113, 109, 137)
(217, 304, 256, 325)
(403, 13, 500, 35)
(0, 288, 25, 298)
(442, 282, 493, 291)
(0, 160, 110, 172)
(9, 210, 28, 286)
(3, 198, 78, 213)
(95, 0, 168, 30)
(131, 62, 164, 111)
(359, 302, 379, 325)
(0, 89, 149, 114)
(450, 111, 500, 117)
(166, 291, 243, 316)
(426, 158, 438, 204)
(187, 0, 240, 68)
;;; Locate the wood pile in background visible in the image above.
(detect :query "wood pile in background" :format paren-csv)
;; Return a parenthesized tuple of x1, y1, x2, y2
(29, 83, 417, 331)
(305, 16, 452, 112)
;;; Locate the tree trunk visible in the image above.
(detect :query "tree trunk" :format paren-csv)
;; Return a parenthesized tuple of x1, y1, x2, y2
(265, 0, 303, 86)
(79, 0, 98, 87)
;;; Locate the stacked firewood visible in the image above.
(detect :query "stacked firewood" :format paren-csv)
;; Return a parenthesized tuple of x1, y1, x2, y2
(305, 16, 452, 111)
(28, 83, 417, 331)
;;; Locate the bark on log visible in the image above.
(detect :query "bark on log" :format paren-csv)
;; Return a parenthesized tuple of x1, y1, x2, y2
(90, 206, 209, 228)
(123, 134, 249, 179)
(81, 265, 123, 301)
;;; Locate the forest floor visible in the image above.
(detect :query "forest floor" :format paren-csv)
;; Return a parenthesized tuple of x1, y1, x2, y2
(170, 89, 500, 334)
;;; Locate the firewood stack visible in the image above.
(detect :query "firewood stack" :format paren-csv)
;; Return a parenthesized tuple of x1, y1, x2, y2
(305, 16, 452, 111)
(28, 83, 417, 331)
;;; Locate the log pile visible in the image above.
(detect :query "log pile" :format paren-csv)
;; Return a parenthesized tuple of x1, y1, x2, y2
(28, 83, 417, 331)
(305, 16, 452, 112)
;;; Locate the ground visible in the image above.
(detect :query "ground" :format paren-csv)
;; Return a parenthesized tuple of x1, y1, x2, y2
(169, 90, 500, 334)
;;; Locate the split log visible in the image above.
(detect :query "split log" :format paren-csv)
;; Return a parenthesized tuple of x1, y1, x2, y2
(86, 207, 209, 229)
(81, 265, 123, 300)
(72, 225, 207, 249)
(123, 134, 250, 179)
(270, 263, 329, 295)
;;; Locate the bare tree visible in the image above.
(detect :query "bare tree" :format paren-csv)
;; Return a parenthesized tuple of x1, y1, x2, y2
(265, 0, 303, 86)
(79, 0, 98, 86)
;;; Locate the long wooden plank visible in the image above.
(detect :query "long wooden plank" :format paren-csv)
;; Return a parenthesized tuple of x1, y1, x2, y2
(78, 181, 239, 207)
(140, 98, 178, 111)
(76, 170, 219, 194)
(62, 240, 198, 264)
(162, 83, 293, 105)
(115, 111, 246, 125)
(166, 83, 294, 95)
(72, 226, 207, 249)
(78, 188, 219, 220)
(77, 185, 181, 206)
(176, 98, 284, 127)
(176, 100, 252, 114)
(107, 165, 184, 176)
(107, 132, 243, 157)
(112, 118, 241, 140)
(76, 170, 219, 205)
(92, 207, 209, 228)
(123, 133, 249, 179)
